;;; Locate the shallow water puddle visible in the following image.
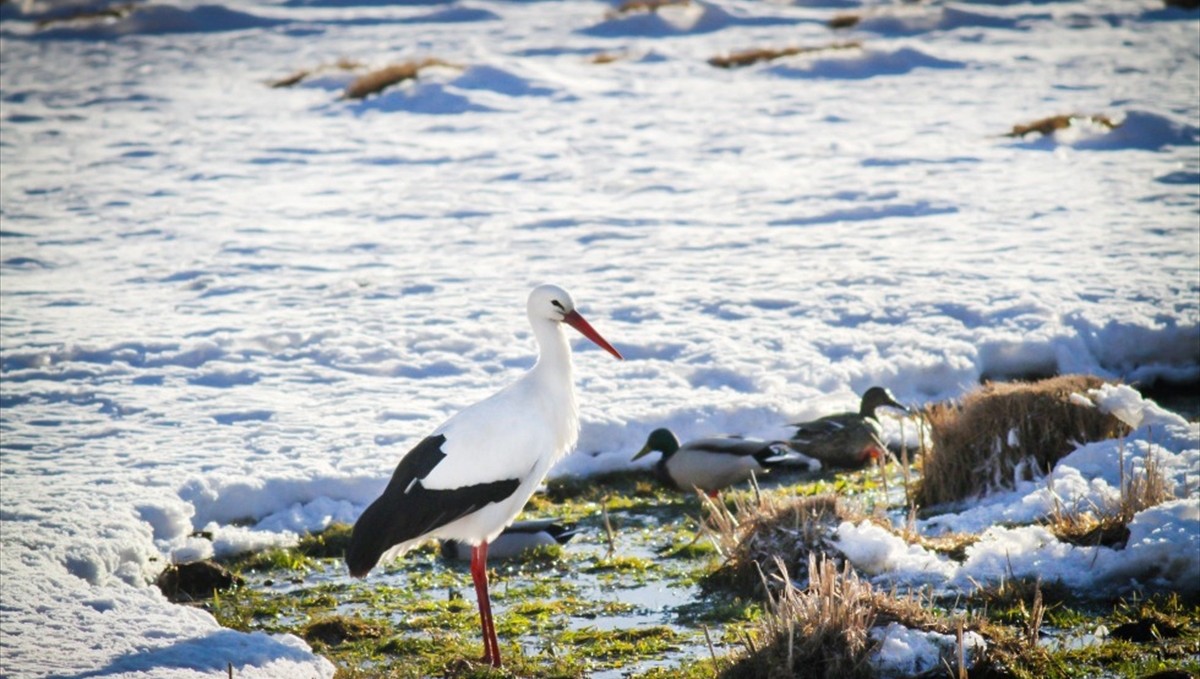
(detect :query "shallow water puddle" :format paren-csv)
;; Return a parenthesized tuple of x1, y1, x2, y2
(209, 480, 754, 677)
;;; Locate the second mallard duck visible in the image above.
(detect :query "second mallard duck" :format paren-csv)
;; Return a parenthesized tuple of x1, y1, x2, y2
(632, 428, 807, 495)
(786, 386, 910, 468)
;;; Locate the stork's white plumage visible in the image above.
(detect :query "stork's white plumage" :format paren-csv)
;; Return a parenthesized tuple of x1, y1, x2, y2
(345, 284, 621, 668)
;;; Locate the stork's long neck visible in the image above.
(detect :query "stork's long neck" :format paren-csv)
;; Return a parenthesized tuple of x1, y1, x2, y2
(529, 317, 575, 398)
(528, 317, 580, 450)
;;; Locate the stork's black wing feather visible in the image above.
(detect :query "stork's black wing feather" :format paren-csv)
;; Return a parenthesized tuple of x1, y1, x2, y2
(345, 434, 521, 577)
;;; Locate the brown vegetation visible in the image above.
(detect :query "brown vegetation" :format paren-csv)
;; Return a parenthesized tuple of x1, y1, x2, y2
(608, 0, 691, 17)
(590, 52, 623, 64)
(916, 375, 1131, 507)
(702, 491, 860, 596)
(35, 3, 135, 28)
(1005, 114, 1118, 138)
(708, 41, 862, 69)
(828, 13, 861, 29)
(156, 560, 243, 602)
(269, 58, 363, 89)
(721, 554, 973, 678)
(302, 615, 383, 647)
(1048, 446, 1174, 548)
(342, 58, 455, 100)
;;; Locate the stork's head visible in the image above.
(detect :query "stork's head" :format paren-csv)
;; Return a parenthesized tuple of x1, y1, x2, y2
(528, 284, 623, 360)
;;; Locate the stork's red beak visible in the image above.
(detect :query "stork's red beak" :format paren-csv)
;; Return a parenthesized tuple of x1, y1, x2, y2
(562, 310, 623, 360)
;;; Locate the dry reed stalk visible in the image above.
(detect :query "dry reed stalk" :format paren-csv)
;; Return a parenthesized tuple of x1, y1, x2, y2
(899, 417, 913, 508)
(270, 70, 311, 88)
(1047, 443, 1175, 548)
(1119, 445, 1173, 518)
(708, 41, 862, 69)
(608, 0, 690, 17)
(749, 554, 878, 678)
(702, 623, 721, 673)
(342, 58, 453, 100)
(1005, 114, 1118, 138)
(601, 494, 616, 559)
(916, 375, 1130, 507)
(1025, 580, 1045, 649)
(956, 620, 967, 679)
(271, 58, 363, 89)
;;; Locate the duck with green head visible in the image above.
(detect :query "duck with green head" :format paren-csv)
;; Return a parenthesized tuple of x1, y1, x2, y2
(786, 386, 910, 468)
(632, 428, 806, 496)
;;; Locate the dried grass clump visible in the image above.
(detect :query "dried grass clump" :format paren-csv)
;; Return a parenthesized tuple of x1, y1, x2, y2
(590, 52, 624, 64)
(702, 490, 862, 596)
(302, 615, 383, 647)
(342, 58, 454, 100)
(722, 554, 971, 679)
(36, 3, 135, 28)
(916, 375, 1131, 507)
(708, 41, 862, 69)
(1005, 114, 1118, 138)
(828, 13, 861, 29)
(269, 58, 363, 89)
(728, 555, 877, 678)
(1049, 447, 1175, 548)
(607, 0, 690, 17)
(156, 560, 243, 602)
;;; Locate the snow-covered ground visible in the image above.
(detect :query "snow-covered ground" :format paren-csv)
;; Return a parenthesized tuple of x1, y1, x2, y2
(1, 0, 1197, 675)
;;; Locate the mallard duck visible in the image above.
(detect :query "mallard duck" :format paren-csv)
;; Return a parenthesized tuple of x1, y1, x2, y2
(786, 386, 909, 468)
(441, 519, 580, 561)
(632, 428, 806, 495)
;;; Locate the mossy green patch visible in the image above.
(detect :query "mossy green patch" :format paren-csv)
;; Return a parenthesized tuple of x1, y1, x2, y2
(195, 463, 1200, 679)
(559, 625, 682, 661)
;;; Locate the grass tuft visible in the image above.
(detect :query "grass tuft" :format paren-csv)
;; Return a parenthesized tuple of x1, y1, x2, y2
(302, 614, 383, 647)
(709, 42, 861, 69)
(342, 58, 456, 100)
(156, 560, 243, 602)
(701, 491, 861, 597)
(269, 58, 362, 89)
(1005, 114, 1118, 138)
(1047, 445, 1175, 548)
(607, 0, 691, 17)
(720, 554, 974, 678)
(828, 13, 861, 29)
(35, 3, 135, 29)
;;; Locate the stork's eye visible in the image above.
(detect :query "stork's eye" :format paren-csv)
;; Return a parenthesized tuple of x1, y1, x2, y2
(551, 300, 566, 312)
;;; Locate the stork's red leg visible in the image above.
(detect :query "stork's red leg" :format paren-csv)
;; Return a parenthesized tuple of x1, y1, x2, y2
(470, 542, 501, 668)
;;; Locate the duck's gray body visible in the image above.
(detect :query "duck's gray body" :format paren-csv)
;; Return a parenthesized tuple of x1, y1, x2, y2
(786, 386, 908, 469)
(634, 429, 805, 494)
(441, 519, 579, 561)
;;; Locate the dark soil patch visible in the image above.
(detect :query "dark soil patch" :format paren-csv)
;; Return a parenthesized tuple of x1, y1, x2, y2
(156, 560, 243, 602)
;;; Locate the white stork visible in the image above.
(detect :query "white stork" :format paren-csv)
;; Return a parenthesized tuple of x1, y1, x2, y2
(345, 284, 622, 668)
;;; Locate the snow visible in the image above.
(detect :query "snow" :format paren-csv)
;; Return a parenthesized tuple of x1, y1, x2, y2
(834, 392, 1200, 595)
(868, 622, 986, 678)
(1, 0, 1197, 675)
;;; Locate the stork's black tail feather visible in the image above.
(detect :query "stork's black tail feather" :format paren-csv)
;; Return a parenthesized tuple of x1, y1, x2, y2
(345, 434, 521, 577)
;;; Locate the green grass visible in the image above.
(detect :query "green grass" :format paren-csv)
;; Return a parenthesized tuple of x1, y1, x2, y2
(189, 466, 1199, 678)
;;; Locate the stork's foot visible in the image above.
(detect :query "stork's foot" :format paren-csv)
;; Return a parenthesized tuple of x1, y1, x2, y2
(480, 652, 502, 669)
